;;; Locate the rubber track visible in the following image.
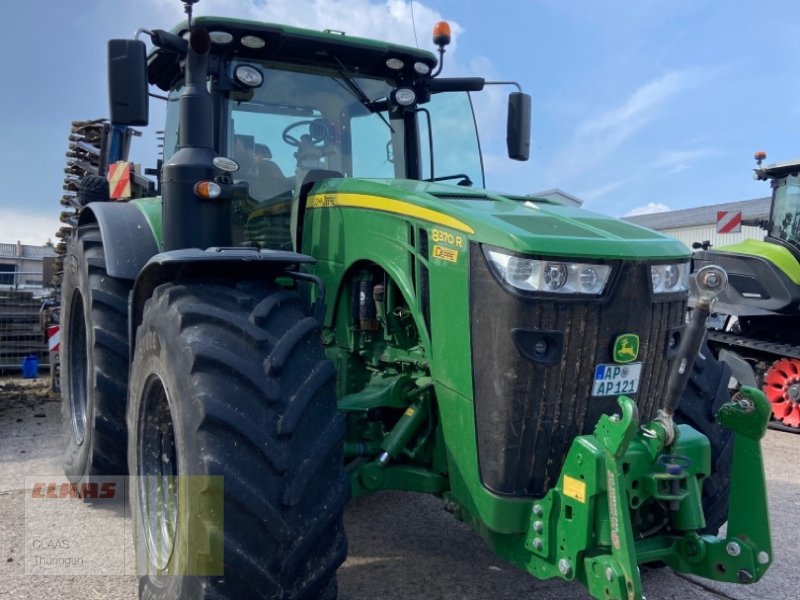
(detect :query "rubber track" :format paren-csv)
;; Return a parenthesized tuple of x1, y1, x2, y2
(708, 332, 800, 432)
(707, 331, 800, 360)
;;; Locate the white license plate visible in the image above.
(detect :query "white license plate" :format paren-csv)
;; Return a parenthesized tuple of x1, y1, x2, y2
(592, 363, 642, 397)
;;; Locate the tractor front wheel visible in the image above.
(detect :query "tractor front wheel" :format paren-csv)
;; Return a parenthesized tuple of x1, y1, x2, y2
(127, 278, 348, 599)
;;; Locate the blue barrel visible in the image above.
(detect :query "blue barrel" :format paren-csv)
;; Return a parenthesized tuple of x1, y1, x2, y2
(22, 355, 39, 379)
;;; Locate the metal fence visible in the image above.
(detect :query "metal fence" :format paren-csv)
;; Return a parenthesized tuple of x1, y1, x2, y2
(0, 275, 53, 370)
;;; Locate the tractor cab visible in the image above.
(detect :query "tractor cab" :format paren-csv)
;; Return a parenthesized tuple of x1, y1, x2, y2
(130, 17, 530, 250)
(755, 156, 800, 256)
(693, 153, 800, 316)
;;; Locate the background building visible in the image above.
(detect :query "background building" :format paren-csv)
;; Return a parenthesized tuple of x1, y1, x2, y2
(0, 241, 56, 288)
(624, 197, 770, 249)
(528, 188, 584, 208)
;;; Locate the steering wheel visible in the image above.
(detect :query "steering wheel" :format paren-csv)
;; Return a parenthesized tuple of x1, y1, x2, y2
(282, 119, 329, 147)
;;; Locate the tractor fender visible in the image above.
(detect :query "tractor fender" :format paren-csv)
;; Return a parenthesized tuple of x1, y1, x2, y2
(78, 202, 159, 280)
(130, 248, 315, 359)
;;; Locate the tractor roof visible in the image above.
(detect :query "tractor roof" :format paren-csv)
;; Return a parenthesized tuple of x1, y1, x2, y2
(755, 157, 800, 180)
(149, 16, 437, 91)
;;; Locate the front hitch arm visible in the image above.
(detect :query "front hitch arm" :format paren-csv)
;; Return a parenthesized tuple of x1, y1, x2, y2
(589, 396, 643, 600)
(666, 385, 773, 584)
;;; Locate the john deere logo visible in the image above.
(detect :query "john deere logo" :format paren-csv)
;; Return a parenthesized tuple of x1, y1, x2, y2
(613, 334, 639, 363)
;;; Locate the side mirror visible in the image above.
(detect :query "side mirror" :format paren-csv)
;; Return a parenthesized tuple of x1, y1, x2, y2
(507, 92, 531, 161)
(108, 39, 149, 126)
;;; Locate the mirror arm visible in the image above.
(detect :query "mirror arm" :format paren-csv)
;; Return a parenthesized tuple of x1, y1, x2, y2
(484, 80, 523, 93)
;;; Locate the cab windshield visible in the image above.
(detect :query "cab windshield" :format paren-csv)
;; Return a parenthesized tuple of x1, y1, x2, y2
(226, 60, 404, 205)
(770, 174, 800, 248)
(163, 60, 486, 249)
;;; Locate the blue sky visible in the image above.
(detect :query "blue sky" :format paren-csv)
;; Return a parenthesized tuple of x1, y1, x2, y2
(2, 0, 798, 244)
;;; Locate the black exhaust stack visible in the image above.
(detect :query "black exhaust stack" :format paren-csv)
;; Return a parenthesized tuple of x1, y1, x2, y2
(161, 26, 232, 251)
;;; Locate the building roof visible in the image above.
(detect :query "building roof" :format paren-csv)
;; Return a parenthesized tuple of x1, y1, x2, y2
(528, 188, 584, 207)
(0, 243, 57, 260)
(624, 196, 771, 229)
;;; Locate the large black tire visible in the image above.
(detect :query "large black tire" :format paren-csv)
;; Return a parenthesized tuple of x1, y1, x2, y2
(78, 174, 110, 205)
(128, 279, 348, 599)
(61, 223, 130, 480)
(674, 343, 734, 534)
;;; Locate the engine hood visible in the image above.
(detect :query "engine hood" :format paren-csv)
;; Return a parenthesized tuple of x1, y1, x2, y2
(308, 178, 689, 261)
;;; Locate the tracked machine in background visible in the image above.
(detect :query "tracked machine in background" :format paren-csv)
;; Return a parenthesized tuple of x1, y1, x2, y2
(57, 2, 774, 598)
(695, 151, 800, 432)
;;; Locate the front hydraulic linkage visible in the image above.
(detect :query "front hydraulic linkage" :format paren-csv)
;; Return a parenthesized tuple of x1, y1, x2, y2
(518, 266, 772, 600)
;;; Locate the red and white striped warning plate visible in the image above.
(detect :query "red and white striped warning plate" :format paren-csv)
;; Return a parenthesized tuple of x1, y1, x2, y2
(716, 210, 742, 234)
(107, 161, 132, 200)
(47, 325, 60, 353)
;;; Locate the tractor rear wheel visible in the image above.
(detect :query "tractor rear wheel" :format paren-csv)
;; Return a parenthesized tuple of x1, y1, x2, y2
(61, 223, 130, 480)
(128, 278, 348, 599)
(674, 343, 734, 534)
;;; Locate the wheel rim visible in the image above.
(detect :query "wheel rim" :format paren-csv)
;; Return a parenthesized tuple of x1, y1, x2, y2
(763, 358, 800, 429)
(138, 375, 178, 572)
(67, 290, 88, 444)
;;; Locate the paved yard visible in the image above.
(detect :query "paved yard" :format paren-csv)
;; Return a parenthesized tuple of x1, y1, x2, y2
(0, 378, 796, 599)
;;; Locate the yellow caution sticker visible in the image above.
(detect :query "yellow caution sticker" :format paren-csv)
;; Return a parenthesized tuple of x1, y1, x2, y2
(563, 475, 586, 504)
(433, 245, 459, 263)
(404, 407, 415, 417)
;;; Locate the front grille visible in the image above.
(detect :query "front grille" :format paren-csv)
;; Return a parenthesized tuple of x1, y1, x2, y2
(469, 244, 686, 497)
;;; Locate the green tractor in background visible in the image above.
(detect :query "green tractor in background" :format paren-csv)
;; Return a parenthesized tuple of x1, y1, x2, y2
(694, 151, 800, 432)
(59, 2, 773, 598)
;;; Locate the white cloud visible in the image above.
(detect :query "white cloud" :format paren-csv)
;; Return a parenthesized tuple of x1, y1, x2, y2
(577, 71, 688, 137)
(548, 70, 699, 182)
(624, 202, 671, 217)
(0, 211, 60, 246)
(653, 148, 710, 174)
(578, 179, 631, 202)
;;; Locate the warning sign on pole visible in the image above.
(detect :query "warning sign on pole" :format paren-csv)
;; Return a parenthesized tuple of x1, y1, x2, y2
(47, 325, 61, 353)
(716, 211, 742, 234)
(107, 161, 132, 199)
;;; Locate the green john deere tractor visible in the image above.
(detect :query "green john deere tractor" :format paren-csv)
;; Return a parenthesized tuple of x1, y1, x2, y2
(60, 2, 773, 598)
(694, 151, 800, 432)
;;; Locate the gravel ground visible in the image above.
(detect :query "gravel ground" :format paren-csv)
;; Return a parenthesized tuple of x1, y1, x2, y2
(0, 377, 796, 600)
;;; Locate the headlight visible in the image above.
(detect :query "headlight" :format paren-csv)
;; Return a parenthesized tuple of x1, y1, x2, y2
(234, 65, 263, 87)
(484, 248, 611, 295)
(392, 88, 417, 106)
(650, 263, 690, 294)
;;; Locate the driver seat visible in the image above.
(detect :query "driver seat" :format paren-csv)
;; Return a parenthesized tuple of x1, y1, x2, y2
(253, 143, 292, 200)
